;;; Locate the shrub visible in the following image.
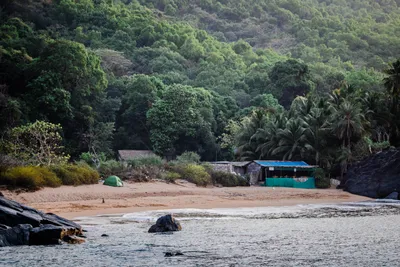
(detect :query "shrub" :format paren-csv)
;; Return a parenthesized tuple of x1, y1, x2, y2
(175, 164, 211, 186)
(51, 163, 99, 185)
(121, 165, 163, 182)
(211, 171, 248, 187)
(79, 152, 106, 166)
(0, 166, 61, 190)
(128, 155, 163, 169)
(174, 151, 201, 164)
(314, 168, 330, 189)
(201, 162, 214, 174)
(98, 160, 126, 177)
(163, 171, 181, 183)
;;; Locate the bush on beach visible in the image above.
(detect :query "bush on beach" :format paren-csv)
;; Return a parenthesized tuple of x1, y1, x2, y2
(0, 166, 61, 190)
(171, 163, 212, 186)
(51, 163, 100, 185)
(210, 171, 248, 187)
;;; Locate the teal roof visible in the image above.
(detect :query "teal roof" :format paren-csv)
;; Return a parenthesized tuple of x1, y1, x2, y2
(254, 161, 314, 168)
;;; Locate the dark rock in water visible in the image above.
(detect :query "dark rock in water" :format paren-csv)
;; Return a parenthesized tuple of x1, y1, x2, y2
(148, 214, 182, 233)
(0, 196, 84, 246)
(164, 251, 184, 257)
(0, 197, 82, 235)
(29, 225, 66, 245)
(0, 224, 32, 247)
(101, 234, 109, 237)
(342, 148, 400, 198)
(384, 192, 399, 200)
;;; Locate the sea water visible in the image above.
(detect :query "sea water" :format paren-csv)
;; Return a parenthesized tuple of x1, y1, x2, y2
(1, 200, 400, 267)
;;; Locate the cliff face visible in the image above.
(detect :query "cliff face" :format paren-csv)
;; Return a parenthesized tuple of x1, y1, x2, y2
(342, 148, 400, 199)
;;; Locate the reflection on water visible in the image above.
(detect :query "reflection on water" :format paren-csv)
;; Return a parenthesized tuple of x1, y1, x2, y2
(1, 200, 400, 267)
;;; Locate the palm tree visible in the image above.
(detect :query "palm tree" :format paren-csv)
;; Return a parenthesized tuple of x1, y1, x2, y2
(236, 109, 269, 160)
(254, 113, 287, 159)
(383, 59, 400, 112)
(271, 118, 309, 160)
(383, 59, 400, 143)
(330, 100, 366, 152)
(304, 107, 330, 165)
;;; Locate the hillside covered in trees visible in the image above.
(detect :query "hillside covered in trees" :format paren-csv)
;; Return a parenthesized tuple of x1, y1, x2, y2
(141, 0, 400, 70)
(0, 0, 400, 178)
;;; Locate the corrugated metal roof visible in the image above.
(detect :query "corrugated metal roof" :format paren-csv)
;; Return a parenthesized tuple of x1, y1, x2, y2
(254, 160, 314, 168)
(118, 150, 156, 160)
(231, 161, 251, 167)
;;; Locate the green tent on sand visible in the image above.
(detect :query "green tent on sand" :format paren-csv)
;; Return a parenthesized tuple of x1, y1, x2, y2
(103, 175, 123, 187)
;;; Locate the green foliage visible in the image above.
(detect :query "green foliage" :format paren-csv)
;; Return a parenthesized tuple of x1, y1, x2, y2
(50, 163, 99, 186)
(162, 171, 181, 183)
(0, 0, 400, 167)
(128, 155, 164, 169)
(79, 152, 106, 167)
(1, 166, 61, 190)
(175, 151, 201, 164)
(211, 171, 248, 187)
(147, 84, 215, 158)
(3, 121, 69, 166)
(173, 164, 212, 186)
(314, 168, 330, 189)
(142, 0, 400, 71)
(98, 160, 126, 178)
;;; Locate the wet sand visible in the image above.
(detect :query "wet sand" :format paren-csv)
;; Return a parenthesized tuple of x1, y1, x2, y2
(2, 180, 370, 219)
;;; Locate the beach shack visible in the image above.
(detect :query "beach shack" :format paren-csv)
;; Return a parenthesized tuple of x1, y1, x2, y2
(249, 161, 316, 188)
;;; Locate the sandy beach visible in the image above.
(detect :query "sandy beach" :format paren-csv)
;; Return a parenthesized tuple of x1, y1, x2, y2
(1, 180, 370, 219)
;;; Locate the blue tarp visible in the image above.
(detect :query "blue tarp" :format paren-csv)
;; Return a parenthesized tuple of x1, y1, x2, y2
(254, 160, 312, 168)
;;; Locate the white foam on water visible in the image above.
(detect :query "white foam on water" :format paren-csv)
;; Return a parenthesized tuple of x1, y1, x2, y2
(75, 200, 400, 225)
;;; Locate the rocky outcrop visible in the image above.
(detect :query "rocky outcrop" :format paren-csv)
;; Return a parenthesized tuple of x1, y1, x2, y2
(342, 148, 400, 199)
(148, 214, 182, 233)
(0, 196, 84, 246)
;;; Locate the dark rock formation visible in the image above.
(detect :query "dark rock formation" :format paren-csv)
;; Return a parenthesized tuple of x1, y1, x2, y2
(29, 225, 66, 245)
(0, 196, 84, 246)
(148, 214, 182, 233)
(101, 234, 109, 237)
(0, 224, 31, 247)
(342, 148, 400, 199)
(165, 251, 184, 257)
(385, 192, 399, 200)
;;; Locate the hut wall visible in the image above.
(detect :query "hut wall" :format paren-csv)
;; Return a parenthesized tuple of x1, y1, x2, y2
(210, 163, 232, 173)
(233, 166, 246, 176)
(246, 162, 262, 185)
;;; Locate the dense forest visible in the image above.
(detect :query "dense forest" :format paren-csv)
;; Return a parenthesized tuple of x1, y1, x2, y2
(0, 0, 399, 177)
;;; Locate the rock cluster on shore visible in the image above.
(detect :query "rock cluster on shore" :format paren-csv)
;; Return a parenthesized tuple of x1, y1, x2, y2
(342, 148, 400, 199)
(0, 196, 84, 247)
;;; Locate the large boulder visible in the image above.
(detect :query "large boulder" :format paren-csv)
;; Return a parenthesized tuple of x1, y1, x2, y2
(342, 148, 400, 199)
(0, 224, 32, 247)
(148, 214, 182, 233)
(0, 196, 84, 246)
(0, 197, 82, 235)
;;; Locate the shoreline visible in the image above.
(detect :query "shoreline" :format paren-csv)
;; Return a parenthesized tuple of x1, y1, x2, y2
(1, 180, 371, 220)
